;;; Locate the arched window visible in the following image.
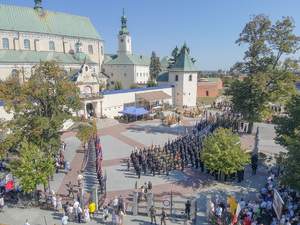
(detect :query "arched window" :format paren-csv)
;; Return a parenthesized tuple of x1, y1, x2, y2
(24, 39, 30, 50)
(124, 73, 127, 77)
(175, 75, 178, 82)
(2, 38, 9, 49)
(49, 41, 55, 51)
(189, 74, 192, 81)
(12, 69, 19, 78)
(88, 45, 93, 54)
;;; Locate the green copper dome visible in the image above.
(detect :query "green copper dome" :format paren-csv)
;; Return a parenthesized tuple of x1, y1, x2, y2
(119, 7, 129, 35)
(73, 52, 91, 62)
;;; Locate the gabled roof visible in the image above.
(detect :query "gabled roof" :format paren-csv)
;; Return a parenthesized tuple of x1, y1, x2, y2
(169, 50, 198, 72)
(104, 54, 150, 66)
(0, 49, 85, 64)
(0, 4, 102, 40)
(156, 72, 169, 82)
(103, 54, 118, 64)
(160, 56, 171, 68)
(98, 72, 109, 79)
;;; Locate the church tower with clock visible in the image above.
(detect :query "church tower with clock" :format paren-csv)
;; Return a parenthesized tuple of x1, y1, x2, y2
(117, 8, 132, 55)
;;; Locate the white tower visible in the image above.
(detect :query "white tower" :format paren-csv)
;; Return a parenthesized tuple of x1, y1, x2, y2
(168, 48, 198, 106)
(117, 8, 132, 55)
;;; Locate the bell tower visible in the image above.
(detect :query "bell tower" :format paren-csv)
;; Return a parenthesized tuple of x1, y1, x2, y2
(117, 8, 132, 55)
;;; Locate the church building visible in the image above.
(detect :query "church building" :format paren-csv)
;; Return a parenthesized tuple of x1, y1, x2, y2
(0, 0, 104, 81)
(103, 9, 151, 90)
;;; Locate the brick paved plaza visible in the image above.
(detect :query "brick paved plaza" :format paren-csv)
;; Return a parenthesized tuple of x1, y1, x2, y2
(0, 114, 285, 225)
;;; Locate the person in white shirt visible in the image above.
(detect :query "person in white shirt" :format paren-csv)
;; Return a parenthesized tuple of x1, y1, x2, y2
(253, 202, 259, 213)
(260, 201, 267, 208)
(247, 210, 253, 219)
(240, 198, 246, 209)
(280, 215, 286, 225)
(248, 201, 254, 209)
(24, 219, 30, 225)
(51, 194, 57, 211)
(113, 196, 118, 210)
(67, 203, 74, 221)
(73, 199, 79, 219)
(216, 205, 222, 218)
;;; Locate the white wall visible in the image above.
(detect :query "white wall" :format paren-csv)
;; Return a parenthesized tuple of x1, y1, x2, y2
(101, 87, 174, 118)
(0, 106, 13, 121)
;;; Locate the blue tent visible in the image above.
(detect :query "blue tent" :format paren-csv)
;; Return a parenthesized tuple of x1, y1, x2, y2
(118, 106, 150, 116)
(130, 107, 151, 116)
(118, 106, 136, 114)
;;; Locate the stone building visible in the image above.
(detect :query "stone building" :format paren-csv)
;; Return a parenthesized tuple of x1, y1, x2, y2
(197, 78, 222, 97)
(0, 0, 104, 80)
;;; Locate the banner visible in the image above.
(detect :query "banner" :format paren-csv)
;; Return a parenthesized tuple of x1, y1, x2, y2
(273, 189, 284, 220)
(5, 172, 14, 191)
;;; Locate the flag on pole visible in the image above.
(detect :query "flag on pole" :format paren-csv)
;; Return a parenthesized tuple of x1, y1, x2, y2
(5, 172, 14, 191)
(98, 141, 101, 150)
(232, 203, 241, 224)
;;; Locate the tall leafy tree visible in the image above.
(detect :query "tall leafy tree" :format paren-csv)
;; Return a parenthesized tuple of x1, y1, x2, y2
(76, 119, 97, 150)
(274, 93, 300, 147)
(149, 51, 161, 81)
(8, 138, 55, 194)
(0, 60, 82, 156)
(168, 43, 196, 68)
(201, 128, 250, 179)
(274, 94, 300, 191)
(227, 14, 300, 133)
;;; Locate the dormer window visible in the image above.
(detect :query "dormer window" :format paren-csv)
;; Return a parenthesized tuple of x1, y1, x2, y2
(2, 38, 9, 49)
(24, 39, 30, 50)
(189, 75, 192, 81)
(49, 41, 55, 51)
(88, 45, 93, 54)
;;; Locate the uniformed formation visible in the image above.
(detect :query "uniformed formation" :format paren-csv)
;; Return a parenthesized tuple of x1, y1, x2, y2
(128, 112, 248, 182)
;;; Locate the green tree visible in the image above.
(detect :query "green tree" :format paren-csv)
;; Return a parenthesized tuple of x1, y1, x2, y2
(149, 51, 161, 81)
(147, 80, 158, 87)
(179, 43, 196, 64)
(0, 60, 82, 156)
(114, 80, 123, 90)
(76, 119, 97, 150)
(218, 69, 223, 73)
(201, 128, 250, 179)
(169, 43, 196, 68)
(8, 138, 55, 194)
(274, 93, 300, 147)
(276, 128, 300, 191)
(227, 14, 299, 133)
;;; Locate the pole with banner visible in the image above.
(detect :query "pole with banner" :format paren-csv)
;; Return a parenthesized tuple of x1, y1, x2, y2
(5, 172, 14, 192)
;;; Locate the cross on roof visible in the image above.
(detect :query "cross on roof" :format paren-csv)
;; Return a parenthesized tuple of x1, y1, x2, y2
(227, 196, 237, 215)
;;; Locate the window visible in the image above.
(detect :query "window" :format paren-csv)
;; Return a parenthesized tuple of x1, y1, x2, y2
(143, 73, 145, 77)
(136, 73, 139, 77)
(88, 45, 93, 54)
(12, 69, 18, 78)
(140, 73, 142, 77)
(177, 93, 179, 95)
(175, 75, 178, 82)
(49, 41, 55, 51)
(2, 38, 9, 49)
(111, 73, 114, 77)
(189, 74, 192, 81)
(124, 73, 127, 77)
(24, 39, 30, 50)
(111, 81, 114, 85)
